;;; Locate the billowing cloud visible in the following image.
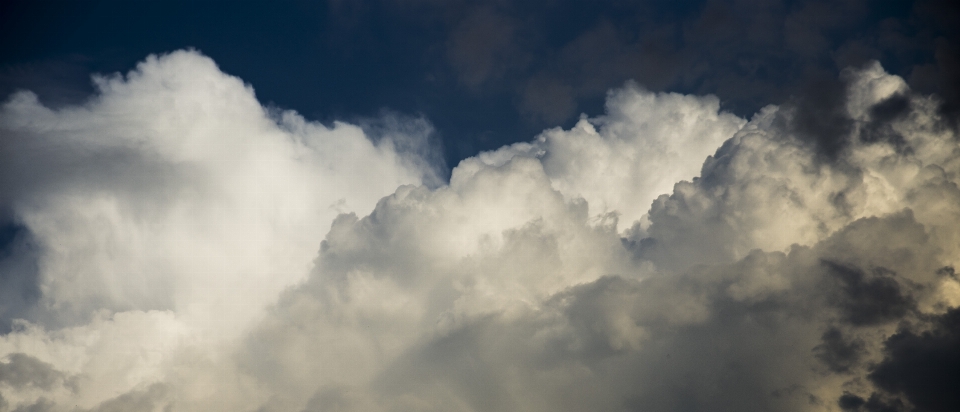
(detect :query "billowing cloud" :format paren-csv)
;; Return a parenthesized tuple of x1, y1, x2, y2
(0, 49, 436, 410)
(1, 51, 958, 412)
(483, 83, 745, 230)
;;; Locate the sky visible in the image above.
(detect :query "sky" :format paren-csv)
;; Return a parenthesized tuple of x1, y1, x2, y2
(0, 1, 958, 412)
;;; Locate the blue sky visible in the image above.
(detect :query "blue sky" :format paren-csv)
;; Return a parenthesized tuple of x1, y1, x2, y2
(3, 0, 955, 167)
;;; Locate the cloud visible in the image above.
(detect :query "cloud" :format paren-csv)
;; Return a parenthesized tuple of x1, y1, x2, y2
(0, 49, 436, 410)
(0, 354, 69, 391)
(1, 52, 958, 412)
(481, 82, 745, 230)
(233, 62, 957, 411)
(866, 307, 960, 412)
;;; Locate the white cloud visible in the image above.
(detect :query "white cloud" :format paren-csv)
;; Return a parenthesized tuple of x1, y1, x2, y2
(1, 53, 958, 412)
(476, 82, 746, 230)
(0, 50, 434, 410)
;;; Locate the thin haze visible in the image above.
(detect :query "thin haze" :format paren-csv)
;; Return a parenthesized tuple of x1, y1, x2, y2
(0, 1, 959, 412)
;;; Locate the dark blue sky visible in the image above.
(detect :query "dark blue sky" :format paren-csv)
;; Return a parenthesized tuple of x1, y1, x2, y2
(1, 0, 957, 168)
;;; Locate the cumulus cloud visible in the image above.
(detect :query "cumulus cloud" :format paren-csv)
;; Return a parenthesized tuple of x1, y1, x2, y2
(478, 83, 744, 229)
(0, 49, 436, 410)
(1, 51, 958, 412)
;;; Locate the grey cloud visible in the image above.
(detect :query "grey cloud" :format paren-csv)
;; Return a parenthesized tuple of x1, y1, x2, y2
(302, 384, 377, 412)
(867, 308, 960, 412)
(0, 354, 65, 391)
(821, 261, 916, 326)
(838, 392, 907, 412)
(87, 384, 168, 412)
(775, 74, 854, 162)
(355, 210, 951, 412)
(860, 94, 912, 152)
(10, 398, 55, 412)
(775, 73, 920, 163)
(813, 327, 866, 374)
(0, 222, 41, 333)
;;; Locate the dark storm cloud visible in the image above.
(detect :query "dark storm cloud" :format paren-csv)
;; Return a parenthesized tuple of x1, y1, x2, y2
(774, 74, 854, 161)
(838, 392, 907, 412)
(867, 307, 960, 412)
(821, 260, 916, 326)
(772, 74, 921, 162)
(813, 327, 866, 373)
(861, 93, 913, 152)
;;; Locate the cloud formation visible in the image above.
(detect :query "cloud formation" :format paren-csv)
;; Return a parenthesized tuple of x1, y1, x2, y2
(0, 50, 436, 410)
(1, 51, 958, 412)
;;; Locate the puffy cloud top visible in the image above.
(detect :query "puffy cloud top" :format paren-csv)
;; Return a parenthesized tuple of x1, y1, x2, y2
(1, 51, 958, 412)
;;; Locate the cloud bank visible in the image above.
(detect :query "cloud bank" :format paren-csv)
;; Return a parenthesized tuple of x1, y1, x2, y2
(1, 51, 958, 412)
